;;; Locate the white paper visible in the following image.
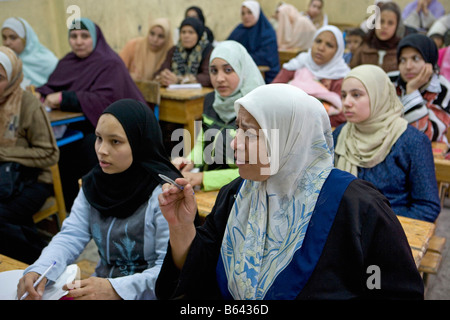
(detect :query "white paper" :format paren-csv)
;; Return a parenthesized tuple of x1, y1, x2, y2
(0, 264, 79, 300)
(167, 83, 202, 90)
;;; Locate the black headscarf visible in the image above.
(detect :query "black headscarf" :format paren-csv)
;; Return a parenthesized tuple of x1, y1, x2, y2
(184, 6, 215, 43)
(397, 33, 439, 67)
(82, 99, 181, 218)
(180, 17, 205, 43)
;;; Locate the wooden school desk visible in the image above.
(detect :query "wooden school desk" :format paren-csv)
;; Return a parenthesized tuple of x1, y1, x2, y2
(195, 191, 435, 268)
(278, 47, 304, 66)
(48, 110, 86, 147)
(0, 254, 28, 272)
(159, 87, 213, 152)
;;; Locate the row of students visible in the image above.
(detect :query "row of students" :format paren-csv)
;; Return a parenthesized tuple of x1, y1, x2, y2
(17, 82, 426, 300)
(3, 42, 437, 302)
(0, 3, 446, 300)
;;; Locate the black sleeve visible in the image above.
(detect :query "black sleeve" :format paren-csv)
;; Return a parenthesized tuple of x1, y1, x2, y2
(155, 178, 243, 300)
(298, 179, 424, 300)
(60, 91, 82, 112)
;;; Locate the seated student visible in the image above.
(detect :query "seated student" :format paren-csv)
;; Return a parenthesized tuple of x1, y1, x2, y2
(334, 65, 441, 223)
(185, 6, 214, 44)
(0, 46, 59, 264)
(35, 17, 146, 211)
(227, 1, 280, 83)
(275, 3, 317, 51)
(389, 33, 450, 143)
(350, 2, 403, 73)
(170, 40, 265, 191)
(427, 14, 450, 49)
(1, 17, 58, 89)
(300, 0, 328, 29)
(155, 84, 424, 300)
(119, 18, 173, 82)
(402, 0, 445, 32)
(17, 99, 180, 300)
(272, 25, 350, 127)
(154, 17, 213, 87)
(343, 28, 365, 64)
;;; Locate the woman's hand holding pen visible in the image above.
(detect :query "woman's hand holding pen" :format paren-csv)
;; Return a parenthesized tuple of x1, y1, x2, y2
(158, 178, 197, 269)
(17, 272, 48, 300)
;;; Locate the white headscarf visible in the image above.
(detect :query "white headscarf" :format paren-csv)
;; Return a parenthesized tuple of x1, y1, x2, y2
(221, 84, 334, 299)
(282, 25, 350, 80)
(210, 40, 265, 123)
(242, 1, 260, 22)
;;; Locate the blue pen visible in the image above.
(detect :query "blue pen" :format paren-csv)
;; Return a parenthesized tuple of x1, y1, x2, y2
(20, 261, 56, 300)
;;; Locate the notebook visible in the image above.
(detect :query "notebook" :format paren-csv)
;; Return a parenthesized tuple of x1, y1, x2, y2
(0, 264, 79, 300)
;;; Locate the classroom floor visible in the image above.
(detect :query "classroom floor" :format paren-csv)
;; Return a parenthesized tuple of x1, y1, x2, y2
(74, 198, 450, 300)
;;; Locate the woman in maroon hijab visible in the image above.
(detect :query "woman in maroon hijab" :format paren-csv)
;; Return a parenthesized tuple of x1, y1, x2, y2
(36, 18, 146, 210)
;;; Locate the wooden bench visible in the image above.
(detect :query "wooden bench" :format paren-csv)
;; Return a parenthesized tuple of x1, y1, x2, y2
(419, 235, 446, 286)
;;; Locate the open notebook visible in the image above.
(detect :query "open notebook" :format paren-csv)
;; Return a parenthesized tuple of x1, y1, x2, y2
(0, 264, 79, 300)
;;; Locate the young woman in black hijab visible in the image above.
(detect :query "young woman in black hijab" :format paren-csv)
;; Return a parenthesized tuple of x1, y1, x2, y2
(18, 99, 181, 300)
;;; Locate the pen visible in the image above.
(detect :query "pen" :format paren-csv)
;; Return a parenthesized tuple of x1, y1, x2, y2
(20, 261, 56, 300)
(158, 174, 184, 190)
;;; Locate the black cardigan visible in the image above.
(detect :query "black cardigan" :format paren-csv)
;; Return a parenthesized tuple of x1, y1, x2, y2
(156, 174, 424, 300)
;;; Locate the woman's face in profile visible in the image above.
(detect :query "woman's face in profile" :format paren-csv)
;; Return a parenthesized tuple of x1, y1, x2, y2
(0, 65, 8, 96)
(231, 107, 270, 182)
(95, 114, 133, 174)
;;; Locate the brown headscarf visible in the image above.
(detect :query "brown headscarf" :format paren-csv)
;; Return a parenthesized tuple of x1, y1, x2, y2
(0, 46, 23, 147)
(119, 18, 173, 81)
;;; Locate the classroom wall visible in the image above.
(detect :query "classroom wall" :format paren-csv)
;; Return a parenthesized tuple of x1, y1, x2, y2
(1, 0, 450, 58)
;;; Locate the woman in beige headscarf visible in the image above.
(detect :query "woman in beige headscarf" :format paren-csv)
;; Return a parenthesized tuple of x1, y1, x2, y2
(276, 3, 316, 50)
(0, 46, 59, 263)
(119, 18, 173, 81)
(333, 64, 440, 222)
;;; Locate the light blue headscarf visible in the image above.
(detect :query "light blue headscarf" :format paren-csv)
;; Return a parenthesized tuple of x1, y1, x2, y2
(209, 40, 264, 123)
(2, 17, 58, 87)
(68, 17, 97, 49)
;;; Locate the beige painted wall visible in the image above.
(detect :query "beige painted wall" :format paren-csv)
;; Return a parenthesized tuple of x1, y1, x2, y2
(1, 0, 449, 58)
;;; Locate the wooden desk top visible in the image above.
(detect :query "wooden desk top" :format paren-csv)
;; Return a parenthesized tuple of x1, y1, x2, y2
(0, 254, 29, 272)
(435, 158, 450, 182)
(160, 87, 213, 100)
(196, 190, 219, 218)
(397, 216, 435, 266)
(195, 192, 435, 267)
(432, 142, 449, 159)
(48, 110, 85, 123)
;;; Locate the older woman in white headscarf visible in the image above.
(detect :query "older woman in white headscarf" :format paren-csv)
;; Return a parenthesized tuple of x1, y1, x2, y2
(155, 83, 424, 300)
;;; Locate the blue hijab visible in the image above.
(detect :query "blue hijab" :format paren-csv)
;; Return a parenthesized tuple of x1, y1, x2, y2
(227, 1, 279, 83)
